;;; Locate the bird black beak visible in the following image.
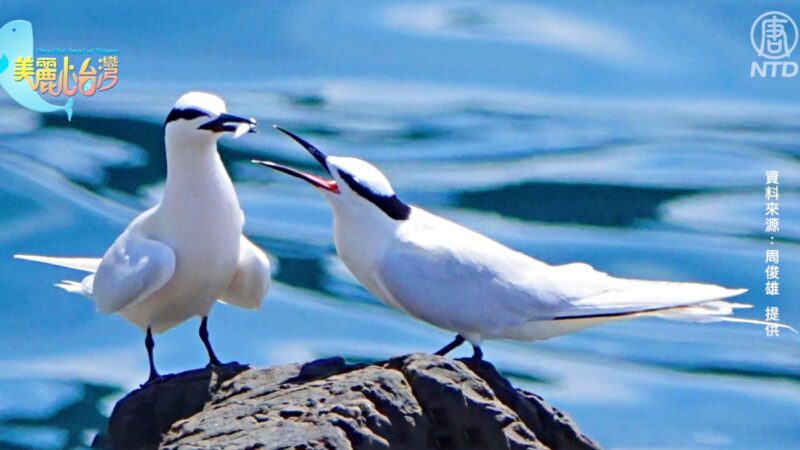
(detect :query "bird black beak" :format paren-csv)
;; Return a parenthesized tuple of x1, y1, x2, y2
(251, 125, 339, 193)
(198, 113, 257, 135)
(252, 160, 339, 193)
(273, 126, 332, 175)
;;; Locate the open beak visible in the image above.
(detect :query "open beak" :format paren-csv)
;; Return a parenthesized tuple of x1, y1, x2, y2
(199, 113, 257, 138)
(252, 160, 339, 193)
(251, 126, 339, 193)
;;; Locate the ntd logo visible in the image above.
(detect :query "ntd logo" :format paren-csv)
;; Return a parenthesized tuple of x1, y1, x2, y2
(750, 11, 798, 78)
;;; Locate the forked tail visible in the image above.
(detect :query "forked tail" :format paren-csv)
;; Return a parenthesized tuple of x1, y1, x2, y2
(652, 300, 798, 333)
(15, 254, 99, 272)
(554, 275, 798, 334)
(14, 254, 98, 297)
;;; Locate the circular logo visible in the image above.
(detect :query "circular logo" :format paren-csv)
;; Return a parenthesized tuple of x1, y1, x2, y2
(751, 11, 798, 59)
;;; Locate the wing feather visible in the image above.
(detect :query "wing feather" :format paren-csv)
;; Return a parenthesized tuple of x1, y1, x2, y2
(219, 236, 271, 310)
(372, 208, 756, 339)
(546, 262, 748, 319)
(92, 234, 175, 313)
(376, 218, 564, 334)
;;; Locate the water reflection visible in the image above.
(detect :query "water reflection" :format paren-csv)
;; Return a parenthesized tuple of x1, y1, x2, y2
(2, 0, 800, 448)
(2, 82, 800, 450)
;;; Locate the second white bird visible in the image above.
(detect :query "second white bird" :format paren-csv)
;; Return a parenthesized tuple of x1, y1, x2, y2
(256, 127, 795, 361)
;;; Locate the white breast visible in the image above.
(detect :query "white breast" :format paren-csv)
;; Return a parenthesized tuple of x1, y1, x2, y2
(120, 148, 244, 332)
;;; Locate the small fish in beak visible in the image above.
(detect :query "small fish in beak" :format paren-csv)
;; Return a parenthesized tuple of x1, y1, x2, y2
(233, 122, 253, 139)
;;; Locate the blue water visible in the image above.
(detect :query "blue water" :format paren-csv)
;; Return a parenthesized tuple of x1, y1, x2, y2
(1, 1, 799, 449)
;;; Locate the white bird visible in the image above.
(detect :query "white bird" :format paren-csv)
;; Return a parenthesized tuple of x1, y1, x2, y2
(255, 127, 796, 361)
(16, 92, 271, 384)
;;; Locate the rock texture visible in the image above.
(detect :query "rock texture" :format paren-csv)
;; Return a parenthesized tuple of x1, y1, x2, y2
(97, 354, 601, 450)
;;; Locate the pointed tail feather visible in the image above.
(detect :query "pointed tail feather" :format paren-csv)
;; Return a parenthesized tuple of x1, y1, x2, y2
(719, 317, 798, 333)
(14, 254, 100, 273)
(651, 300, 798, 333)
(559, 279, 797, 334)
(652, 300, 751, 323)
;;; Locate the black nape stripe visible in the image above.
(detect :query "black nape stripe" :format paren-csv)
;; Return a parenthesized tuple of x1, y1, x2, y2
(165, 107, 210, 125)
(338, 170, 411, 221)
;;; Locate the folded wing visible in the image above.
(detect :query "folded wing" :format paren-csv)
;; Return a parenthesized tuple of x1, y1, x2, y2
(92, 233, 175, 314)
(219, 236, 271, 310)
(377, 221, 795, 335)
(547, 262, 747, 319)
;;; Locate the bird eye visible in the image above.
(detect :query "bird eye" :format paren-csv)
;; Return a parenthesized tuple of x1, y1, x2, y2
(12, 28, 15, 32)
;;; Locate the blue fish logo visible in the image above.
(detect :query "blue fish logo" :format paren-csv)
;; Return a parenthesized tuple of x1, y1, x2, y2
(0, 20, 73, 120)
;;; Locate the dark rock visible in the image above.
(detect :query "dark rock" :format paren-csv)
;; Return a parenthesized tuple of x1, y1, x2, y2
(99, 354, 601, 450)
(96, 363, 249, 450)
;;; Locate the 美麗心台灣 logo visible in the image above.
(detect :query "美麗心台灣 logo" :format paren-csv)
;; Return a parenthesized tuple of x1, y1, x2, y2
(750, 11, 798, 78)
(0, 20, 119, 121)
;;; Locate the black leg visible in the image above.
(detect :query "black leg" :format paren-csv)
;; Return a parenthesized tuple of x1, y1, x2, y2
(471, 345, 483, 363)
(435, 334, 466, 356)
(200, 316, 222, 367)
(144, 327, 161, 385)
